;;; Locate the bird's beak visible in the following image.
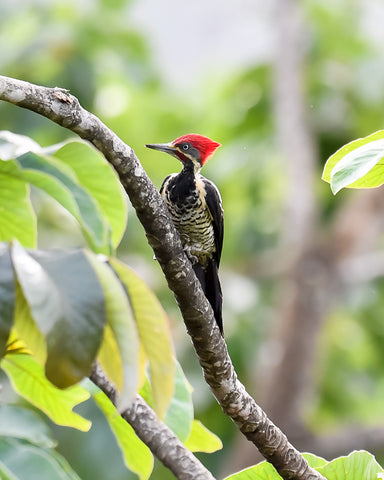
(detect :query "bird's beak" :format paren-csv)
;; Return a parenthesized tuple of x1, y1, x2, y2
(145, 142, 178, 156)
(146, 142, 180, 160)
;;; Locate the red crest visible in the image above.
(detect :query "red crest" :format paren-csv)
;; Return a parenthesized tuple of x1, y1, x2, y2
(174, 134, 221, 164)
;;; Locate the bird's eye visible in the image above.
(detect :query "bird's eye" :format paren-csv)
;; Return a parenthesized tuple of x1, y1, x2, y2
(182, 143, 190, 151)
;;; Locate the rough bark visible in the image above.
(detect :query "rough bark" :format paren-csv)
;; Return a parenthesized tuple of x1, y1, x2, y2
(0, 75, 325, 480)
(90, 365, 215, 480)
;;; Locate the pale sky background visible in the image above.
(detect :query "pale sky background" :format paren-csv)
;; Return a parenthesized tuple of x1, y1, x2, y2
(130, 0, 275, 90)
(130, 0, 384, 95)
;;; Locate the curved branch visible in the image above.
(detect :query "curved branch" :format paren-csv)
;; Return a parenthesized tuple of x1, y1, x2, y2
(0, 75, 325, 480)
(90, 365, 215, 480)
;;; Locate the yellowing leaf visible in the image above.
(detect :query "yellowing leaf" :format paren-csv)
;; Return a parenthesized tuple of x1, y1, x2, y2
(184, 420, 222, 453)
(13, 281, 46, 364)
(98, 324, 124, 388)
(86, 253, 140, 410)
(1, 353, 91, 431)
(109, 258, 175, 419)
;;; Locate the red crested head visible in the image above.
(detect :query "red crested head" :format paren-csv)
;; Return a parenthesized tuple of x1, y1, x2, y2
(145, 133, 221, 169)
(173, 134, 221, 165)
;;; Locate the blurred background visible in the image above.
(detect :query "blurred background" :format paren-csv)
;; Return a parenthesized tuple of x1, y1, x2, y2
(2, 0, 384, 478)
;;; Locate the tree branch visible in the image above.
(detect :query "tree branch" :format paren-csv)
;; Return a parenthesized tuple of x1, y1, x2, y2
(0, 75, 325, 480)
(90, 365, 215, 480)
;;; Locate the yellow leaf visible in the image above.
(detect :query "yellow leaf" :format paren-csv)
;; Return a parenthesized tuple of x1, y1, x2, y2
(1, 353, 91, 431)
(86, 253, 140, 410)
(184, 420, 223, 453)
(109, 258, 175, 419)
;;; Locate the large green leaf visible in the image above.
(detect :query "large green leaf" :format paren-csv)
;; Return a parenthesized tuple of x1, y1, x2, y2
(11, 243, 106, 387)
(317, 450, 384, 480)
(322, 130, 384, 194)
(0, 244, 15, 358)
(223, 453, 324, 480)
(110, 258, 175, 419)
(85, 379, 153, 480)
(0, 160, 36, 247)
(224, 451, 384, 480)
(50, 140, 128, 248)
(17, 152, 109, 253)
(0, 131, 128, 254)
(0, 405, 56, 449)
(1, 353, 91, 431)
(86, 253, 140, 409)
(0, 438, 82, 480)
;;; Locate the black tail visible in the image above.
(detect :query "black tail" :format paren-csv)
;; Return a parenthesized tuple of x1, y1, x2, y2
(193, 260, 223, 335)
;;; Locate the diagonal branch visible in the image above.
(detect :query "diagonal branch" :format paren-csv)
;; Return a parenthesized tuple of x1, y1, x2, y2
(90, 364, 215, 480)
(0, 75, 325, 480)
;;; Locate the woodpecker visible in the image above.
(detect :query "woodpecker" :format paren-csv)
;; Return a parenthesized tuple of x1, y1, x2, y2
(146, 134, 224, 334)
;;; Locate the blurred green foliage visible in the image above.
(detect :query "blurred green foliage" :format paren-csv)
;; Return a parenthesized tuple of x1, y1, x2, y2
(2, 0, 384, 478)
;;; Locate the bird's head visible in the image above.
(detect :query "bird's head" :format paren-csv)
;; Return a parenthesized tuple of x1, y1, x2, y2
(146, 134, 221, 170)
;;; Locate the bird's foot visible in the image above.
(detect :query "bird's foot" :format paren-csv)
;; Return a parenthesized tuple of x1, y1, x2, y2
(183, 246, 198, 264)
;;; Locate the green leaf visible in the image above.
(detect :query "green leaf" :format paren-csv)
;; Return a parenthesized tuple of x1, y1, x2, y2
(0, 243, 15, 358)
(140, 362, 193, 441)
(317, 450, 384, 480)
(0, 405, 56, 449)
(139, 362, 220, 453)
(302, 452, 328, 469)
(85, 379, 153, 480)
(1, 353, 91, 431)
(109, 258, 175, 420)
(0, 131, 128, 254)
(184, 420, 222, 453)
(17, 152, 110, 254)
(0, 160, 36, 247)
(223, 460, 280, 480)
(164, 363, 193, 442)
(86, 253, 140, 410)
(50, 139, 128, 249)
(322, 130, 384, 194)
(11, 243, 106, 388)
(224, 451, 384, 480)
(0, 437, 82, 480)
(0, 460, 19, 480)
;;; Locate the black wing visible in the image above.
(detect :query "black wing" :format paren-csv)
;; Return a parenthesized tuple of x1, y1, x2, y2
(159, 174, 173, 196)
(203, 178, 224, 267)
